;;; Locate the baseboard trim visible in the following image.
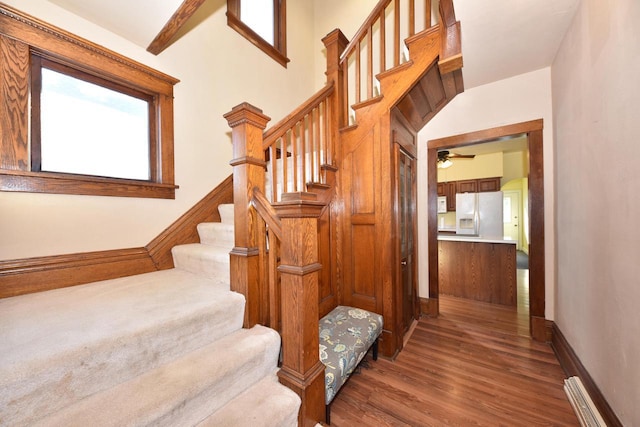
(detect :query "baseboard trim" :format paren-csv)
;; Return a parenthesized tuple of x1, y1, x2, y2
(0, 248, 157, 298)
(0, 175, 234, 299)
(419, 297, 438, 317)
(551, 323, 623, 427)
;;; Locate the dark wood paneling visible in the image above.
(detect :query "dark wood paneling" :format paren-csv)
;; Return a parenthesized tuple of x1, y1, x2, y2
(330, 296, 579, 426)
(552, 323, 624, 427)
(438, 240, 517, 306)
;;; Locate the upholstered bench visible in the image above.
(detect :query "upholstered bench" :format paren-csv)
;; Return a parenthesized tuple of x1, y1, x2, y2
(318, 305, 383, 422)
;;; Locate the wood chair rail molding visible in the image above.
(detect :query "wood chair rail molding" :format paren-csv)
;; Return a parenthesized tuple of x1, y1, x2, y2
(0, 175, 233, 299)
(427, 119, 546, 340)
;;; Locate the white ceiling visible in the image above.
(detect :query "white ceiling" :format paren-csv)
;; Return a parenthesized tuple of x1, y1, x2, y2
(46, 0, 580, 90)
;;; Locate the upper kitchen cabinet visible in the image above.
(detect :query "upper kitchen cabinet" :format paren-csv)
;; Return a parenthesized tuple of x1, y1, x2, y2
(478, 177, 501, 192)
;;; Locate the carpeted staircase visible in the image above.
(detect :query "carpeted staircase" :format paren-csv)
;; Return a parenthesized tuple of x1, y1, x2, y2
(0, 204, 300, 426)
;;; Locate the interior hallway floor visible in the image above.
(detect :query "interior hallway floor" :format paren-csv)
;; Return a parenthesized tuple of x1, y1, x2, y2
(329, 269, 578, 426)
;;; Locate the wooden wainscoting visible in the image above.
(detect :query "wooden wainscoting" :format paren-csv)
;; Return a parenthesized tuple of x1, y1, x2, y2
(0, 175, 233, 299)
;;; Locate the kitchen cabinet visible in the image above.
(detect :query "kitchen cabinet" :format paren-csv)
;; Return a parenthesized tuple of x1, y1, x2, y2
(478, 177, 501, 192)
(456, 179, 477, 193)
(436, 177, 502, 212)
(438, 237, 517, 306)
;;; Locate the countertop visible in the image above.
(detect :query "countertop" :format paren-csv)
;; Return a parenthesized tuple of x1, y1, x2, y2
(437, 234, 517, 244)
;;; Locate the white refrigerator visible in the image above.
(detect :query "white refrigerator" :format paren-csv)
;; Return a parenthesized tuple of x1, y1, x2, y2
(455, 191, 503, 239)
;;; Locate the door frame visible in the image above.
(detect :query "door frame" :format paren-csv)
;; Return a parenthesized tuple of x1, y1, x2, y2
(427, 119, 548, 341)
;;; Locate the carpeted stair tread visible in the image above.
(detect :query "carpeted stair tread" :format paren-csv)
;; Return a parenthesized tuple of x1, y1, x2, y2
(172, 243, 230, 280)
(33, 326, 281, 427)
(0, 268, 244, 426)
(197, 222, 234, 247)
(197, 371, 300, 427)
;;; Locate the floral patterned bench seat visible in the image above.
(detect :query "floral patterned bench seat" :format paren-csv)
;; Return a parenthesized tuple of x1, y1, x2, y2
(318, 305, 383, 414)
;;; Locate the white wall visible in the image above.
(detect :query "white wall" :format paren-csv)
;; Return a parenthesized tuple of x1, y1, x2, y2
(0, 0, 316, 260)
(552, 0, 640, 424)
(417, 68, 556, 319)
(312, 0, 378, 90)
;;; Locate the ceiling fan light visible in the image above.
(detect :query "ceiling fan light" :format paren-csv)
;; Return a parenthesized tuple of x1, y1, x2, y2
(438, 159, 453, 169)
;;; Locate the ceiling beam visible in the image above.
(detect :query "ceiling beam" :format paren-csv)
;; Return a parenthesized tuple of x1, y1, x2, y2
(147, 0, 207, 55)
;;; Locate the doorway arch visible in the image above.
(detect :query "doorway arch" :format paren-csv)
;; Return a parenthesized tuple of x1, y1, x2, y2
(427, 119, 547, 341)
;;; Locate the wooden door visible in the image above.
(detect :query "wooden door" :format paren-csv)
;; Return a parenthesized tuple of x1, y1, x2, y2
(397, 145, 418, 332)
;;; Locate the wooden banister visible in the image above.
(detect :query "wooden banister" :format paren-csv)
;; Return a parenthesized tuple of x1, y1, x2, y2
(336, 0, 437, 125)
(250, 187, 282, 239)
(263, 83, 334, 148)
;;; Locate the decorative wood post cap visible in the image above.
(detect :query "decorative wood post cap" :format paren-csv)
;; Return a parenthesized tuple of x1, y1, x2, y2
(321, 28, 349, 49)
(223, 102, 271, 129)
(273, 192, 326, 218)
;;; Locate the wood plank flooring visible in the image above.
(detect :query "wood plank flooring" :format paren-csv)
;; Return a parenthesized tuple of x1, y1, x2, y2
(329, 279, 578, 426)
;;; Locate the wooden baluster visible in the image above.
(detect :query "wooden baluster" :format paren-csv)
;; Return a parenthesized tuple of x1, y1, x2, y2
(274, 192, 327, 427)
(313, 107, 320, 182)
(409, 0, 416, 36)
(355, 40, 361, 104)
(270, 145, 277, 201)
(283, 133, 289, 194)
(268, 230, 280, 332)
(367, 27, 373, 99)
(394, 0, 400, 66)
(301, 115, 307, 189)
(224, 103, 270, 328)
(292, 122, 299, 192)
(380, 8, 386, 73)
(308, 112, 315, 184)
(425, 0, 432, 29)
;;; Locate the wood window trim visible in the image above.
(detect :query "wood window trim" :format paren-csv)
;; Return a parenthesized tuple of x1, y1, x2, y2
(226, 0, 289, 68)
(0, 4, 180, 199)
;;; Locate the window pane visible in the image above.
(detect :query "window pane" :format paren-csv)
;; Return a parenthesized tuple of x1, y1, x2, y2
(40, 68, 150, 180)
(240, 0, 274, 45)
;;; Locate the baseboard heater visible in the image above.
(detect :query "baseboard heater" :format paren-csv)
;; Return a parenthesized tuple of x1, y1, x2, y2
(564, 376, 606, 427)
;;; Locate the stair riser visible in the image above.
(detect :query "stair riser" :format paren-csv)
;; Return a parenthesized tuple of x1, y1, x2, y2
(35, 327, 281, 427)
(197, 223, 234, 247)
(172, 246, 231, 280)
(1, 295, 245, 426)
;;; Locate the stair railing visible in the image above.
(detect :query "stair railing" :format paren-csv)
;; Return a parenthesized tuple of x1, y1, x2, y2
(338, 0, 440, 125)
(225, 101, 329, 426)
(262, 83, 335, 204)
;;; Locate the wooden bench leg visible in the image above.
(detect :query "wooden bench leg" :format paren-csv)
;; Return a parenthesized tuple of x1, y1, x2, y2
(373, 338, 379, 361)
(326, 402, 331, 425)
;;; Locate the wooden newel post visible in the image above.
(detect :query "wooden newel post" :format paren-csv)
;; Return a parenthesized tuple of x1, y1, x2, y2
(322, 28, 348, 131)
(274, 192, 327, 427)
(223, 103, 270, 328)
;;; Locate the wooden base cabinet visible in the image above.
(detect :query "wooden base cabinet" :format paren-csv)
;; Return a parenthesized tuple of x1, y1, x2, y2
(438, 239, 517, 306)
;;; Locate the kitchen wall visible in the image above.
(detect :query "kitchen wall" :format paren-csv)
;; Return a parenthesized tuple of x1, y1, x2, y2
(0, 0, 316, 260)
(437, 152, 503, 182)
(552, 0, 640, 424)
(417, 68, 555, 318)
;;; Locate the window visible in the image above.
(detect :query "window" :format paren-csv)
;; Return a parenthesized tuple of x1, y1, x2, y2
(0, 4, 179, 199)
(32, 58, 153, 181)
(227, 0, 289, 67)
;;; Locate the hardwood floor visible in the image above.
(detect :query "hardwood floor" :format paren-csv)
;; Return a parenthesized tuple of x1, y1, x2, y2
(329, 273, 578, 426)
